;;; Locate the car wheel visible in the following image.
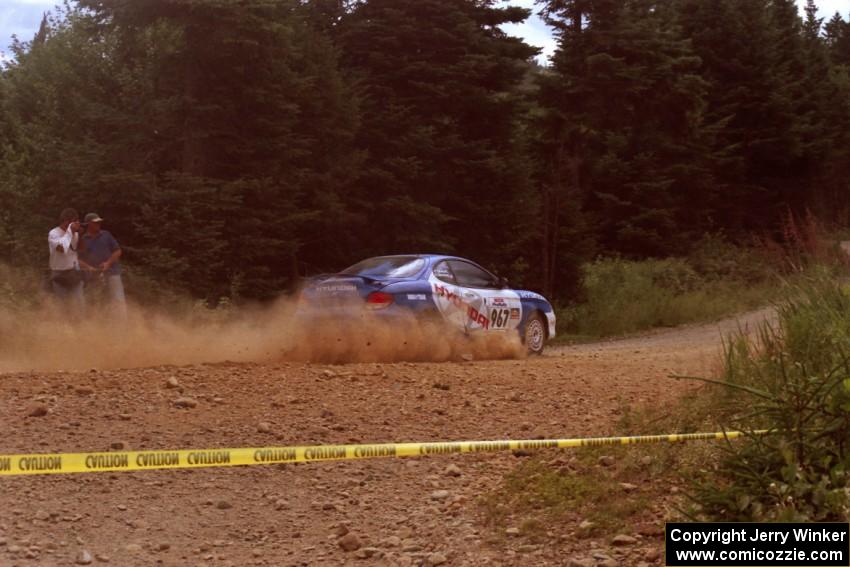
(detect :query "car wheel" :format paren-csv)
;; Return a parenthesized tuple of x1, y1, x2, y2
(523, 312, 546, 355)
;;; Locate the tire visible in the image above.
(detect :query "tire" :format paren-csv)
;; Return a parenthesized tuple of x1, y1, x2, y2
(523, 312, 546, 355)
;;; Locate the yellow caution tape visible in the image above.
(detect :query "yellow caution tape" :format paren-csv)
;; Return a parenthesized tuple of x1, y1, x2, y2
(0, 430, 767, 476)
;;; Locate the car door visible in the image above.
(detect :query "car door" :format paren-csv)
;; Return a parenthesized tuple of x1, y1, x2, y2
(447, 260, 522, 333)
(428, 260, 467, 332)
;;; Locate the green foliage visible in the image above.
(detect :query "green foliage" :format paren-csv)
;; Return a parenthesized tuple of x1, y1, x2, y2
(687, 233, 776, 284)
(560, 247, 775, 338)
(482, 381, 726, 540)
(674, 0, 850, 229)
(825, 11, 850, 66)
(1, 8, 120, 264)
(336, 0, 540, 272)
(481, 454, 649, 536)
(1, 2, 366, 301)
(1, 0, 546, 301)
(539, 0, 714, 258)
(2, 0, 850, 305)
(694, 276, 850, 521)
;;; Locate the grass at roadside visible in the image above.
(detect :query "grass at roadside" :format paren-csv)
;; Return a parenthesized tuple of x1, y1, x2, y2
(480, 456, 650, 538)
(479, 386, 727, 542)
(692, 276, 850, 522)
(481, 267, 850, 547)
(555, 275, 776, 344)
(554, 251, 774, 342)
(553, 232, 848, 342)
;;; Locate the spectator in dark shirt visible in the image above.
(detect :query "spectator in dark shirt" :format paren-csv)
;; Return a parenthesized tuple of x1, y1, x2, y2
(79, 213, 127, 320)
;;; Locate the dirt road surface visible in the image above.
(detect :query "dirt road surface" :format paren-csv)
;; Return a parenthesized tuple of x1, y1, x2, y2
(0, 310, 771, 566)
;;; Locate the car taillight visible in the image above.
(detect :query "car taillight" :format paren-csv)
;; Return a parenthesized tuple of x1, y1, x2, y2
(365, 291, 394, 309)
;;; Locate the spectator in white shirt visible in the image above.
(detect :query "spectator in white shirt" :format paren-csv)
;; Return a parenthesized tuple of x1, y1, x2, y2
(48, 208, 85, 313)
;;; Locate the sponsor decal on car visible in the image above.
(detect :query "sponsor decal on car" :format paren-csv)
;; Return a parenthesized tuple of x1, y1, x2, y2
(490, 297, 508, 307)
(407, 294, 427, 301)
(517, 290, 546, 301)
(433, 284, 463, 308)
(510, 308, 520, 319)
(433, 284, 489, 330)
(316, 284, 357, 293)
(468, 306, 489, 329)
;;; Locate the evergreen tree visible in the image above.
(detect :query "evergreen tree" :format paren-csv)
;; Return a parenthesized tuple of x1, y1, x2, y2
(813, 10, 850, 217)
(673, 0, 814, 231)
(32, 14, 49, 48)
(825, 12, 850, 65)
(540, 0, 711, 263)
(1, 8, 124, 263)
(14, 1, 365, 299)
(803, 0, 824, 39)
(4, 0, 850, 305)
(336, 0, 539, 278)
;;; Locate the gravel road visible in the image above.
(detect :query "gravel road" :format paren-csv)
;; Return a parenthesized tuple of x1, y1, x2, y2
(0, 309, 773, 566)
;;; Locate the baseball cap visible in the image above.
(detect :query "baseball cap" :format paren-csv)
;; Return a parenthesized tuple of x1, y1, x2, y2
(84, 213, 104, 223)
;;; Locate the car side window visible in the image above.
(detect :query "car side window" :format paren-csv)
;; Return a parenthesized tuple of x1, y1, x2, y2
(448, 260, 498, 289)
(432, 261, 457, 284)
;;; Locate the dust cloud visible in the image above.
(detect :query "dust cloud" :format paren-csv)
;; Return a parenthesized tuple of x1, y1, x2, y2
(0, 296, 525, 373)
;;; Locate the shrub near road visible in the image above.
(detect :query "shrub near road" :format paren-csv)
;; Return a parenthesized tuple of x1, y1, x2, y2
(695, 275, 850, 521)
(560, 225, 850, 341)
(559, 240, 777, 339)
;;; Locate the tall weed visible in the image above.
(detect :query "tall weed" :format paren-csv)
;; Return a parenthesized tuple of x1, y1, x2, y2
(754, 210, 849, 273)
(694, 276, 850, 521)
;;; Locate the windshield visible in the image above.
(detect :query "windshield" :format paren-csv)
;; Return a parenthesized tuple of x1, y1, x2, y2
(340, 256, 426, 278)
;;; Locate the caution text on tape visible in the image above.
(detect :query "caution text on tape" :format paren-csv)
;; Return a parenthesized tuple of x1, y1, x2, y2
(0, 431, 766, 476)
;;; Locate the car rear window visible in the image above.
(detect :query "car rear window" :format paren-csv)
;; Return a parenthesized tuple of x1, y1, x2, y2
(341, 256, 426, 278)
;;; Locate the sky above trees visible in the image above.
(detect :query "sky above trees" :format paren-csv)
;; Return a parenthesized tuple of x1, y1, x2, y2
(2, 0, 848, 64)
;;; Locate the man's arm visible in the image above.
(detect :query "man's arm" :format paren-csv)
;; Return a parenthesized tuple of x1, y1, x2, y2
(100, 233, 122, 271)
(100, 248, 122, 271)
(48, 228, 77, 254)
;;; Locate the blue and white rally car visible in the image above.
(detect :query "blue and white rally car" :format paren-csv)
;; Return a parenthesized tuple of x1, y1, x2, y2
(298, 255, 556, 354)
